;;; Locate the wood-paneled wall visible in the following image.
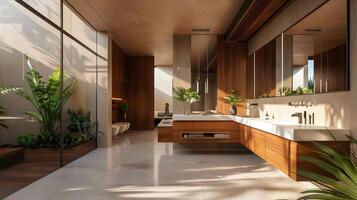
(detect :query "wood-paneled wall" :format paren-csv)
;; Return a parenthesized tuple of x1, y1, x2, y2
(112, 42, 128, 122)
(254, 39, 276, 98)
(127, 56, 155, 130)
(246, 54, 255, 99)
(314, 44, 347, 93)
(217, 35, 247, 115)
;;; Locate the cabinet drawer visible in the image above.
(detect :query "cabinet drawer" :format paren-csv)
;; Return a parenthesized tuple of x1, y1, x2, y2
(239, 125, 251, 148)
(173, 122, 192, 131)
(266, 134, 290, 175)
(192, 121, 214, 131)
(213, 121, 238, 131)
(266, 148, 289, 174)
(158, 127, 174, 142)
(251, 128, 266, 159)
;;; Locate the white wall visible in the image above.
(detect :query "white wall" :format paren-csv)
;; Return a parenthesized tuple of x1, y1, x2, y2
(154, 66, 173, 112)
(248, 91, 350, 129)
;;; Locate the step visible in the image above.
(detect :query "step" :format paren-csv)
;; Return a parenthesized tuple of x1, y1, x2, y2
(0, 147, 25, 169)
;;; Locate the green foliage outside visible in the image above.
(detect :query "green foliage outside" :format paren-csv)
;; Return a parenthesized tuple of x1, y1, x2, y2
(0, 86, 20, 129)
(64, 109, 96, 148)
(279, 86, 314, 96)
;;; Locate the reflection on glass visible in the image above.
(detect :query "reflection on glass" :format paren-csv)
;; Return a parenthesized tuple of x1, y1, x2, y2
(281, 0, 347, 96)
(97, 32, 108, 59)
(292, 35, 314, 93)
(0, 0, 60, 146)
(63, 35, 97, 147)
(23, 0, 60, 25)
(0, 1, 61, 198)
(0, 1, 106, 197)
(190, 35, 217, 112)
(63, 3, 96, 51)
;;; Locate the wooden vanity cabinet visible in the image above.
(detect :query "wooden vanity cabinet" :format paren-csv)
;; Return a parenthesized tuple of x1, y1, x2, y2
(173, 121, 239, 143)
(289, 141, 350, 181)
(158, 127, 174, 142)
(250, 128, 266, 159)
(239, 124, 251, 148)
(239, 124, 350, 181)
(266, 133, 290, 175)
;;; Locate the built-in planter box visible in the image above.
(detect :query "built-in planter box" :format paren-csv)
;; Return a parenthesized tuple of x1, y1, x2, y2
(0, 147, 24, 169)
(24, 140, 96, 164)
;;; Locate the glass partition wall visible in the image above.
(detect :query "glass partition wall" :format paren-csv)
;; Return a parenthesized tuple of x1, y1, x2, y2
(0, 0, 107, 198)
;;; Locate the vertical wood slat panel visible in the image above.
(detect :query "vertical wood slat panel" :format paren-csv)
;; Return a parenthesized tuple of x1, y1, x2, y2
(112, 41, 128, 122)
(217, 35, 247, 115)
(127, 56, 154, 130)
(254, 39, 276, 98)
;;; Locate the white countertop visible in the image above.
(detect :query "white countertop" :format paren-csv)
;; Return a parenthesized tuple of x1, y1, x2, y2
(157, 119, 173, 127)
(172, 114, 350, 141)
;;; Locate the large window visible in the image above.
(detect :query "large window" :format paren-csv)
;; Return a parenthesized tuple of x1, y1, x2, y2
(23, 0, 61, 25)
(0, 0, 108, 198)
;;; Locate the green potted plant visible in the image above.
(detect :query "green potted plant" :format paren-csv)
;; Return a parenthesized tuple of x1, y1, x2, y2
(14, 57, 73, 148)
(223, 90, 243, 115)
(173, 87, 200, 115)
(298, 134, 357, 200)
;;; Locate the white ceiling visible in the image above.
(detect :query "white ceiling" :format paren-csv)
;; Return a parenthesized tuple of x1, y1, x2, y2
(66, 0, 245, 65)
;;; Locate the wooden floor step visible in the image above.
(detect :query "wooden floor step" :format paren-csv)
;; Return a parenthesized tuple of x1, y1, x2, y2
(0, 148, 25, 169)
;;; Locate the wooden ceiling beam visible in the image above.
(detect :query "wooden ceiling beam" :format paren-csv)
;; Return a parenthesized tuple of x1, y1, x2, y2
(225, 0, 290, 42)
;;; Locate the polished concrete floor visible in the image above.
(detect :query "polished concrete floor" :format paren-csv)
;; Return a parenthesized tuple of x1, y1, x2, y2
(5, 130, 315, 200)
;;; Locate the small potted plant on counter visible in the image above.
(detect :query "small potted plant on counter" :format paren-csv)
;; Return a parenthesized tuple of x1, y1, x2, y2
(223, 89, 243, 115)
(173, 87, 200, 115)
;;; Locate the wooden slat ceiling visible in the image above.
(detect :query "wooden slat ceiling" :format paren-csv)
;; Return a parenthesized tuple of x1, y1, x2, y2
(225, 0, 289, 42)
(66, 0, 245, 66)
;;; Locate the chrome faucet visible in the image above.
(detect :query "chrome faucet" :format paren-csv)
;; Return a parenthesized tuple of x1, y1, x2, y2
(291, 112, 303, 124)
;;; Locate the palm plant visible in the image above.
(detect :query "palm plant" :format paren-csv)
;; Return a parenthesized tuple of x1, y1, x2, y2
(0, 105, 6, 129)
(223, 90, 243, 115)
(173, 87, 200, 115)
(14, 59, 73, 148)
(0, 86, 20, 95)
(0, 86, 20, 129)
(298, 134, 357, 200)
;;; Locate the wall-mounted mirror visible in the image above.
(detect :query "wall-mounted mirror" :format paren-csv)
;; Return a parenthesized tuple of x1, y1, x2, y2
(191, 35, 217, 111)
(248, 0, 348, 99)
(282, 0, 348, 96)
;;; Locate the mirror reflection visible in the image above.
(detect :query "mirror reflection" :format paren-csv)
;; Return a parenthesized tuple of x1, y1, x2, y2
(191, 35, 217, 112)
(282, 0, 347, 96)
(248, 0, 348, 99)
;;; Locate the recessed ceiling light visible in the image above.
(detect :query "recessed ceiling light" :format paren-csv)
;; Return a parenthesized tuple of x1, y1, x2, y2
(305, 28, 322, 32)
(135, 21, 140, 24)
(192, 28, 210, 32)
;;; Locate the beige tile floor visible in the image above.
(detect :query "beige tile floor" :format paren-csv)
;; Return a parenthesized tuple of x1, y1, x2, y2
(5, 130, 316, 200)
